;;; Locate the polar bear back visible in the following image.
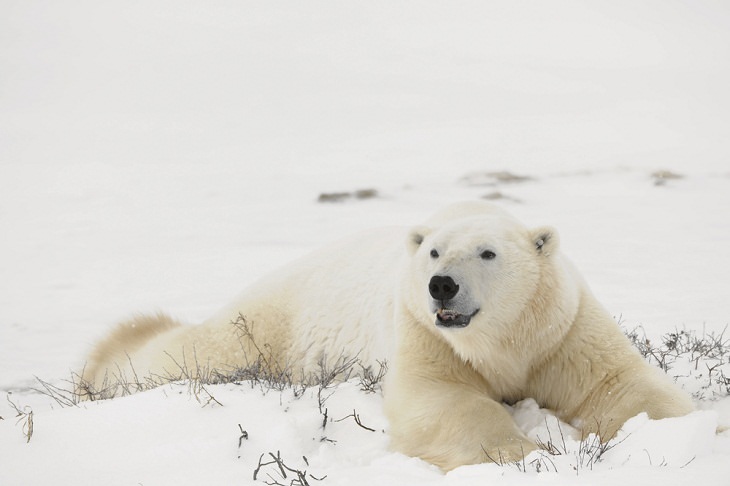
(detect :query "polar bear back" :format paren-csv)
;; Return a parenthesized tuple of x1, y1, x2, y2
(205, 226, 406, 372)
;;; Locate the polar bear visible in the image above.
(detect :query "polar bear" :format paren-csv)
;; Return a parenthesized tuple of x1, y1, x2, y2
(82, 201, 693, 471)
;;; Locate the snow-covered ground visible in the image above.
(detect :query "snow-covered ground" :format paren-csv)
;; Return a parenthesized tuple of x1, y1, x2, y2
(1, 1, 729, 485)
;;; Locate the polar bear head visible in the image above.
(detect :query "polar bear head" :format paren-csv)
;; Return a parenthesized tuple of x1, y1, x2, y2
(404, 202, 573, 363)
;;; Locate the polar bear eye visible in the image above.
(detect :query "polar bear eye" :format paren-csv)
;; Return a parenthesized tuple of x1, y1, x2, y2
(430, 249, 439, 258)
(480, 250, 496, 260)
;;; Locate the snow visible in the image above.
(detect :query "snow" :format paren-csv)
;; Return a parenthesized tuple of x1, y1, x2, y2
(1, 1, 730, 485)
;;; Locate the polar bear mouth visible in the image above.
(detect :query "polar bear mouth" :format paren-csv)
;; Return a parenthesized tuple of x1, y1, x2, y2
(435, 308, 480, 328)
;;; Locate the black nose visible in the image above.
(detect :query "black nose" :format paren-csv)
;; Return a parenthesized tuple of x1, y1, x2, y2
(429, 275, 459, 301)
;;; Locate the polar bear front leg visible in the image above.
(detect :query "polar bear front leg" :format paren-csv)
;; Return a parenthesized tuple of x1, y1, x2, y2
(385, 373, 536, 471)
(570, 363, 695, 441)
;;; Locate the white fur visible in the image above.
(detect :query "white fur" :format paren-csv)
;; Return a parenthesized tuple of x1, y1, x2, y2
(83, 201, 693, 471)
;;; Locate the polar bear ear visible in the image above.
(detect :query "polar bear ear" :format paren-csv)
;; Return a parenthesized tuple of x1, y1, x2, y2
(407, 225, 431, 255)
(531, 226, 559, 256)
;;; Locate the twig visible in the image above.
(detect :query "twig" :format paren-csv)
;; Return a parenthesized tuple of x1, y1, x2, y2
(238, 424, 249, 448)
(253, 450, 326, 486)
(334, 409, 376, 432)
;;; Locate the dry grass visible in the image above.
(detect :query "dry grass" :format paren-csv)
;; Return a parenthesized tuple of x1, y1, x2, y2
(6, 394, 34, 443)
(624, 325, 730, 399)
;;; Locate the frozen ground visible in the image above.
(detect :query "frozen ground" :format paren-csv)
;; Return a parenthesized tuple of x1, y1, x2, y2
(1, 1, 730, 485)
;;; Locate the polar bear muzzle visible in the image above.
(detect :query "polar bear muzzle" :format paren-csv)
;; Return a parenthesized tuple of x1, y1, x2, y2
(429, 275, 479, 328)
